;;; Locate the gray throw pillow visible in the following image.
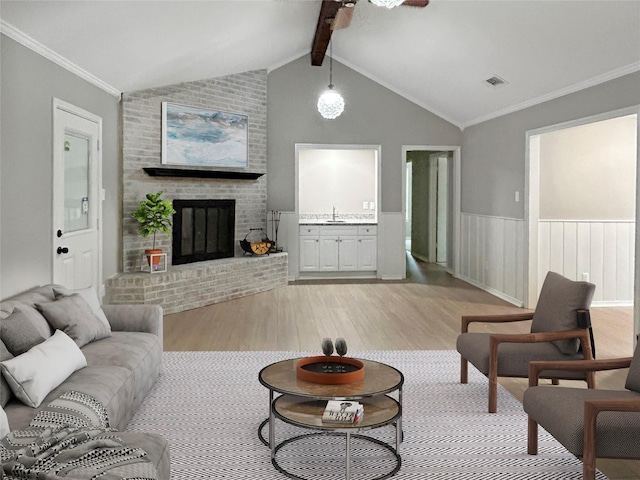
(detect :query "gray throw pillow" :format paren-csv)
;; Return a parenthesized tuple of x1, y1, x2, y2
(0, 307, 46, 356)
(531, 271, 595, 354)
(53, 287, 111, 333)
(37, 294, 111, 348)
(0, 339, 14, 407)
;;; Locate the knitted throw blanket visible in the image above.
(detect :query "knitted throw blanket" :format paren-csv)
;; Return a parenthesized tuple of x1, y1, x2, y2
(1, 391, 156, 480)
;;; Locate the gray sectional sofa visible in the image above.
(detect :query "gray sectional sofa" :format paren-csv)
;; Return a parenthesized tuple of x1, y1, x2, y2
(0, 284, 169, 479)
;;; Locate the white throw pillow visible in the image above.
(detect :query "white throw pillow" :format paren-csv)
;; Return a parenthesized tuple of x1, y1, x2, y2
(0, 405, 9, 439)
(53, 286, 111, 333)
(0, 330, 87, 408)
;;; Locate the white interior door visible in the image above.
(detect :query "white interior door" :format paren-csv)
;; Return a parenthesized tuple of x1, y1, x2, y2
(53, 99, 102, 291)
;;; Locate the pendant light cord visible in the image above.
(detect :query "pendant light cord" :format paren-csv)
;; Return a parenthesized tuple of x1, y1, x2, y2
(329, 40, 334, 89)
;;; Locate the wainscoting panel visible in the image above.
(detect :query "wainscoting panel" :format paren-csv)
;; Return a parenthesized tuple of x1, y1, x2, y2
(459, 213, 525, 306)
(460, 215, 634, 307)
(538, 220, 635, 304)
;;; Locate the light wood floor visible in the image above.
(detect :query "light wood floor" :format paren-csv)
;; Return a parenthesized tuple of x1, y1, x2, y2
(164, 255, 638, 479)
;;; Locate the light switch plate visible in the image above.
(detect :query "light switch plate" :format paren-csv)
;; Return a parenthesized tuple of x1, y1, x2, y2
(363, 201, 368, 210)
(369, 202, 375, 210)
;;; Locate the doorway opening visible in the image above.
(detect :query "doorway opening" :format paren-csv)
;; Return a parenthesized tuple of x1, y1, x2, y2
(402, 145, 461, 279)
(526, 108, 639, 311)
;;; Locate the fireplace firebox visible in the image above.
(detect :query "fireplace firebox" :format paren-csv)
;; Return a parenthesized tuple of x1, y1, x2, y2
(172, 199, 235, 265)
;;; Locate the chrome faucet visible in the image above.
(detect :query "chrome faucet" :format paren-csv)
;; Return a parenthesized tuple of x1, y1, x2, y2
(332, 206, 337, 221)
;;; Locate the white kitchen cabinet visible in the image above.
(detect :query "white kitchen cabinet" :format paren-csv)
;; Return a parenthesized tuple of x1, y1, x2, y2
(338, 236, 358, 270)
(357, 225, 377, 270)
(299, 226, 320, 272)
(319, 236, 339, 271)
(299, 224, 376, 274)
(357, 237, 377, 270)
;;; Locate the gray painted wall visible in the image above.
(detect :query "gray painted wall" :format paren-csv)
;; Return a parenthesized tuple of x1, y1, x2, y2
(0, 35, 120, 298)
(267, 55, 462, 213)
(539, 114, 637, 220)
(461, 71, 640, 219)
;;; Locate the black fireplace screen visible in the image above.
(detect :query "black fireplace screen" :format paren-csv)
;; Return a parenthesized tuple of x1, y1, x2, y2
(172, 199, 235, 265)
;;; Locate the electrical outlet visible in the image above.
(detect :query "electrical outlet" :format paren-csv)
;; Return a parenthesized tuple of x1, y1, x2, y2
(363, 201, 368, 210)
(582, 273, 589, 282)
(369, 201, 375, 210)
(515, 191, 520, 202)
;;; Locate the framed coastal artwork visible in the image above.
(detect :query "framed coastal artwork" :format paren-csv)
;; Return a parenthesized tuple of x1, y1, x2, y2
(161, 102, 248, 167)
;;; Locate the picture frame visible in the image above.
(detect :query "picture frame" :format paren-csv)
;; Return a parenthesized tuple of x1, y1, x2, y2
(161, 102, 248, 167)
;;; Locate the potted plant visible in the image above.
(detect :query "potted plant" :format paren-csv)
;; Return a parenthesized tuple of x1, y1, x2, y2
(131, 191, 176, 269)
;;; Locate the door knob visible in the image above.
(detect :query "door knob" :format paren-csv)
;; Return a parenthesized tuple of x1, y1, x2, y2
(57, 246, 69, 255)
(57, 229, 63, 238)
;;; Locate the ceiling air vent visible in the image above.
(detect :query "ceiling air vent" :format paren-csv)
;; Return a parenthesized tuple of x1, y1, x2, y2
(485, 75, 508, 88)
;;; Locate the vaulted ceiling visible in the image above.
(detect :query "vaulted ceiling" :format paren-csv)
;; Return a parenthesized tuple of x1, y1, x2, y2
(1, 0, 639, 128)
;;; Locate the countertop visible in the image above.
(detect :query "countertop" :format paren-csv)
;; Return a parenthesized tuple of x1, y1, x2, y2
(299, 219, 377, 226)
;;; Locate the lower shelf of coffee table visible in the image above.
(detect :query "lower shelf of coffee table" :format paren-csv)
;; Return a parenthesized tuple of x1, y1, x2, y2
(273, 394, 400, 431)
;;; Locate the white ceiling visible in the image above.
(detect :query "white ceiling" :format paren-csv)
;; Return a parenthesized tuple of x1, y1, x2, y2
(1, 0, 639, 128)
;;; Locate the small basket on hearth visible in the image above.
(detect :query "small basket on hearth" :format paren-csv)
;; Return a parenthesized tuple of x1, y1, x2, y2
(240, 228, 273, 256)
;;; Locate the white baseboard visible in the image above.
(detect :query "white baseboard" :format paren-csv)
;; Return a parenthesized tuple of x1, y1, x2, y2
(457, 274, 524, 308)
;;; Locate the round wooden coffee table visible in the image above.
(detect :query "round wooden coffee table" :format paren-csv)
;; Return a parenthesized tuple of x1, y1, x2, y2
(258, 358, 404, 480)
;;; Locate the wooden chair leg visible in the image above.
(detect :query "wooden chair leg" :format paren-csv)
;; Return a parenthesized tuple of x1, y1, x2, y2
(488, 375, 498, 413)
(586, 371, 596, 389)
(583, 461, 596, 480)
(527, 417, 538, 455)
(583, 402, 597, 480)
(488, 338, 499, 413)
(460, 357, 468, 384)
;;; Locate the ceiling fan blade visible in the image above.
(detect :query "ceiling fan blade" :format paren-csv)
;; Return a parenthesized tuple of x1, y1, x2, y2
(332, 6, 354, 30)
(402, 0, 429, 6)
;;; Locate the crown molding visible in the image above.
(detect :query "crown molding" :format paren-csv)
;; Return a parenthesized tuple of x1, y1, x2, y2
(267, 49, 308, 74)
(464, 61, 640, 129)
(1, 20, 121, 98)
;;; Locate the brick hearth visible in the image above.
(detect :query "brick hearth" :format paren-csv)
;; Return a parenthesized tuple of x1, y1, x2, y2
(106, 253, 288, 315)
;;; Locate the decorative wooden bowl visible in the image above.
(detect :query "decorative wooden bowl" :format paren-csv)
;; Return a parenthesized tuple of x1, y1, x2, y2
(296, 356, 365, 384)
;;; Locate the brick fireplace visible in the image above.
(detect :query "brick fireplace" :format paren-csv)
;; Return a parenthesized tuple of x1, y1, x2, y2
(106, 68, 288, 313)
(119, 69, 269, 272)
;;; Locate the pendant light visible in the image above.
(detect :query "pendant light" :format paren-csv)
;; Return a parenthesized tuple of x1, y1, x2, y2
(317, 40, 345, 120)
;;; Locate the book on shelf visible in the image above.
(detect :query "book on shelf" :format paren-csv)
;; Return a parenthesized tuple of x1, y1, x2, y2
(322, 400, 364, 423)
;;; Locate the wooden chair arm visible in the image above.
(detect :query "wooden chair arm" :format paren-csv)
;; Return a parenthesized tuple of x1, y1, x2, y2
(489, 328, 590, 345)
(528, 357, 633, 387)
(585, 397, 640, 414)
(461, 312, 534, 333)
(583, 396, 640, 477)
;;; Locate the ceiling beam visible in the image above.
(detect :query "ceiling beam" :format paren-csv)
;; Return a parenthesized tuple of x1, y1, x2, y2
(403, 0, 429, 7)
(311, 0, 353, 66)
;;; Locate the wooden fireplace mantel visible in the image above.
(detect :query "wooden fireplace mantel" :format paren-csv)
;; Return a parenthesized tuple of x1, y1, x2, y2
(143, 167, 264, 180)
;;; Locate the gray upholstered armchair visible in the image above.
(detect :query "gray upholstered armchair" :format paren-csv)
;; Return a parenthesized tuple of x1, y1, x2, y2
(524, 344, 640, 480)
(456, 271, 596, 412)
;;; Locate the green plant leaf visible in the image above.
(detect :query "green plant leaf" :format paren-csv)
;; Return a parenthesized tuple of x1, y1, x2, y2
(131, 191, 176, 249)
